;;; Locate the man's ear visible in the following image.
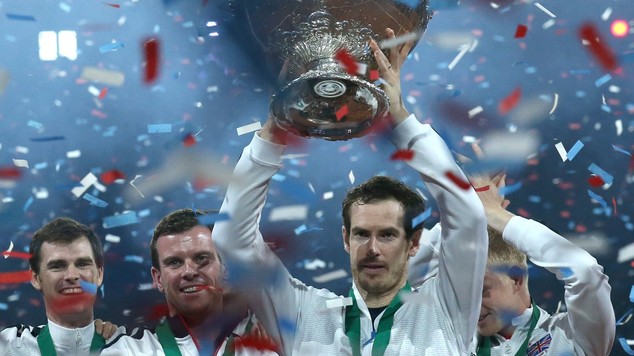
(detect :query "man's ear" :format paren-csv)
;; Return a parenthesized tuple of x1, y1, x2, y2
(408, 229, 422, 258)
(96, 266, 104, 287)
(30, 269, 42, 291)
(151, 267, 164, 293)
(342, 226, 350, 254)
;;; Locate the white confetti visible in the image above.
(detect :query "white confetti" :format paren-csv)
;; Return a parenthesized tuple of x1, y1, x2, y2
(80, 67, 125, 87)
(618, 242, 634, 263)
(535, 2, 556, 18)
(313, 269, 348, 283)
(269, 204, 308, 222)
(468, 106, 483, 118)
(447, 44, 469, 71)
(71, 172, 98, 198)
(323, 191, 334, 200)
(379, 32, 420, 49)
(236, 122, 262, 136)
(12, 159, 28, 168)
(3, 241, 14, 259)
(554, 142, 568, 161)
(105, 234, 121, 243)
(66, 150, 81, 158)
(616, 119, 623, 136)
(0, 68, 10, 96)
(348, 171, 355, 185)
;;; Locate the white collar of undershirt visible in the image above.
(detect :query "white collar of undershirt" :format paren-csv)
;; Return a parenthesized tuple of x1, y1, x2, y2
(47, 318, 94, 351)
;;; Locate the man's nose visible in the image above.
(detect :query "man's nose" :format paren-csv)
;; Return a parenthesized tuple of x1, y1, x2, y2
(64, 265, 80, 280)
(366, 236, 379, 256)
(182, 260, 199, 279)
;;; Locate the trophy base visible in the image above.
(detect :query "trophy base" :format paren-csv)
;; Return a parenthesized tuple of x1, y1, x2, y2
(271, 70, 389, 141)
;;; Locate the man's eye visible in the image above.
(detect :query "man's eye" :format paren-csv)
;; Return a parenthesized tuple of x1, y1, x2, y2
(195, 256, 210, 265)
(167, 260, 182, 267)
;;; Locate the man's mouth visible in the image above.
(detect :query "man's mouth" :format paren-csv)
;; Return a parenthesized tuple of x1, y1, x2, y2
(478, 313, 490, 323)
(180, 285, 207, 294)
(60, 287, 84, 295)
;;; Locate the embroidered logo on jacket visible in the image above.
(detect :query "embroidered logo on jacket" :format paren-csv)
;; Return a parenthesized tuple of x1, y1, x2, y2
(527, 334, 552, 356)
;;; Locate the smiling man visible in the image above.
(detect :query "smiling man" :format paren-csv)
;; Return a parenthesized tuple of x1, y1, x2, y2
(0, 217, 119, 355)
(102, 209, 277, 355)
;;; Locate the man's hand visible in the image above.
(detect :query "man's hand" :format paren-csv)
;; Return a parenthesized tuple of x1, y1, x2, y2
(465, 143, 515, 232)
(259, 114, 288, 145)
(369, 28, 414, 126)
(94, 319, 119, 340)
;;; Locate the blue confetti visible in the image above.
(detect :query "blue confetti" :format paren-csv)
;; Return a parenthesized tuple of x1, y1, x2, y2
(411, 207, 432, 228)
(587, 190, 609, 209)
(587, 163, 613, 185)
(5, 13, 36, 21)
(594, 74, 612, 87)
(30, 136, 66, 142)
(566, 140, 584, 161)
(124, 255, 144, 263)
(196, 212, 231, 226)
(147, 124, 172, 133)
(0, 303, 7, 310)
(612, 145, 632, 156)
(83, 193, 108, 208)
(630, 285, 634, 303)
(499, 181, 522, 196)
(618, 337, 634, 355)
(80, 280, 98, 295)
(23, 196, 33, 212)
(103, 211, 139, 229)
(99, 42, 125, 54)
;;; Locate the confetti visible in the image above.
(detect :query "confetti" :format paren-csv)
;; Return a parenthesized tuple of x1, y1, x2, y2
(143, 37, 160, 83)
(80, 67, 125, 87)
(499, 181, 522, 196)
(534, 3, 556, 18)
(98, 88, 108, 100)
(0, 270, 32, 284)
(587, 163, 613, 185)
(236, 122, 262, 136)
(313, 269, 347, 283)
(5, 13, 36, 21)
(99, 42, 125, 54)
(348, 171, 355, 185)
(468, 106, 483, 118)
(105, 234, 121, 243)
(80, 280, 98, 295)
(445, 171, 471, 190)
(447, 43, 470, 71)
(588, 176, 604, 187)
(514, 24, 528, 38)
(379, 32, 419, 49)
(579, 23, 618, 72)
(148, 124, 172, 133)
(617, 242, 634, 263)
(101, 169, 126, 184)
(390, 149, 415, 161)
(0, 167, 22, 180)
(335, 49, 358, 75)
(12, 159, 29, 168)
(612, 145, 631, 156)
(71, 172, 98, 198)
(411, 207, 432, 228)
(618, 337, 634, 355)
(335, 105, 349, 121)
(566, 140, 584, 161)
(498, 87, 522, 115)
(103, 211, 139, 229)
(0, 68, 10, 95)
(83, 193, 108, 208)
(269, 205, 308, 222)
(30, 136, 65, 142)
(103, 3, 121, 8)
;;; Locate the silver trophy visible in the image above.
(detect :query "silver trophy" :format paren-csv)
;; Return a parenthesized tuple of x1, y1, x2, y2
(228, 0, 431, 140)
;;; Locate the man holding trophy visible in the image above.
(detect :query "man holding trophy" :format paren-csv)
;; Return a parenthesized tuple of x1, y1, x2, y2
(215, 1, 489, 354)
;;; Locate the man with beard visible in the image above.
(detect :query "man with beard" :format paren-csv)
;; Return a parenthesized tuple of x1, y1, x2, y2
(0, 217, 120, 355)
(212, 28, 488, 355)
(102, 209, 277, 355)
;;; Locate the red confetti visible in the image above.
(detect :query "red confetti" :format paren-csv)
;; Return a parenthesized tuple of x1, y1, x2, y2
(234, 334, 278, 353)
(0, 270, 32, 284)
(2, 251, 32, 259)
(474, 185, 490, 192)
(143, 38, 160, 83)
(514, 24, 528, 38)
(369, 69, 380, 81)
(183, 133, 197, 147)
(390, 149, 414, 161)
(612, 197, 618, 216)
(335, 49, 359, 75)
(498, 87, 522, 115)
(103, 2, 120, 8)
(101, 170, 126, 184)
(445, 171, 471, 190)
(588, 175, 604, 187)
(335, 105, 349, 121)
(98, 87, 108, 100)
(579, 23, 618, 72)
(0, 167, 22, 180)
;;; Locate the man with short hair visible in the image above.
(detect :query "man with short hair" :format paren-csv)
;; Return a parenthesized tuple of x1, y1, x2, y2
(410, 170, 616, 355)
(0, 217, 120, 355)
(102, 209, 277, 355)
(213, 28, 488, 355)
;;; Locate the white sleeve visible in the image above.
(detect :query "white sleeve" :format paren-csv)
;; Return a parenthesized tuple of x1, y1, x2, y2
(503, 216, 616, 355)
(213, 132, 299, 355)
(407, 225, 441, 286)
(390, 115, 488, 352)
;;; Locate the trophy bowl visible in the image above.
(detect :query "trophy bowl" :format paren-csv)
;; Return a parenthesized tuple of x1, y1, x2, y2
(226, 0, 431, 140)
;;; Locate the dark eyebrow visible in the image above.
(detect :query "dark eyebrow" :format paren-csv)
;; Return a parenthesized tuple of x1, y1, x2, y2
(46, 259, 67, 268)
(75, 257, 95, 265)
